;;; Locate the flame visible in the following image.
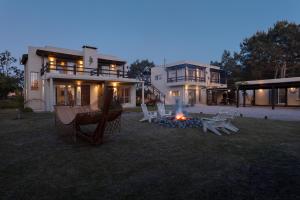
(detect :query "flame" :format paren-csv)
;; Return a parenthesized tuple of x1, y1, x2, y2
(175, 112, 187, 120)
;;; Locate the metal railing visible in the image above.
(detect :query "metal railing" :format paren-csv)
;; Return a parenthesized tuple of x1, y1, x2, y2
(210, 78, 226, 84)
(167, 76, 205, 83)
(41, 62, 127, 78)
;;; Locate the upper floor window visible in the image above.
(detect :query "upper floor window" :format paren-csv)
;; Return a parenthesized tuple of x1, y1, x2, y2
(211, 71, 220, 83)
(155, 75, 162, 80)
(30, 72, 39, 90)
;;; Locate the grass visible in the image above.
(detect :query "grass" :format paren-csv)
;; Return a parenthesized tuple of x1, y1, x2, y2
(0, 109, 300, 200)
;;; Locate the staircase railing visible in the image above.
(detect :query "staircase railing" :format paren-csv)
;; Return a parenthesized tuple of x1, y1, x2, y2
(145, 84, 166, 104)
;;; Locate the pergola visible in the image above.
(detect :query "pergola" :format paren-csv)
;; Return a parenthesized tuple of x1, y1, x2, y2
(236, 77, 300, 109)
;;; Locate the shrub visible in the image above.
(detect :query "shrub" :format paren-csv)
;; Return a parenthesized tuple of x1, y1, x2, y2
(21, 107, 33, 113)
(0, 96, 24, 109)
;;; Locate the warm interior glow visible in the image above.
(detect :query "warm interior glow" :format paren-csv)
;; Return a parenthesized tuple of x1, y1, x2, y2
(112, 82, 118, 87)
(258, 89, 263, 92)
(111, 64, 116, 69)
(76, 81, 81, 85)
(78, 60, 83, 65)
(290, 87, 296, 93)
(175, 112, 187, 121)
(49, 57, 55, 62)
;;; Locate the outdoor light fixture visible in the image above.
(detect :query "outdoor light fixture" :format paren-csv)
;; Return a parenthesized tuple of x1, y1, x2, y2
(289, 87, 296, 94)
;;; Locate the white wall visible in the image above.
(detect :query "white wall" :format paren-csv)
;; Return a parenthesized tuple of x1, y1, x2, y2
(25, 47, 44, 111)
(90, 84, 99, 110)
(83, 47, 97, 70)
(255, 89, 269, 105)
(287, 88, 300, 106)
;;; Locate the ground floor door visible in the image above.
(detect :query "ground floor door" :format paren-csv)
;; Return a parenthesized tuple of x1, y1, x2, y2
(188, 89, 196, 105)
(269, 88, 286, 105)
(81, 85, 90, 106)
(55, 84, 90, 106)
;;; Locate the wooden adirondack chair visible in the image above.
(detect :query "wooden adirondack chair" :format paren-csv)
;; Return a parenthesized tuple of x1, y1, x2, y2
(156, 103, 172, 118)
(140, 104, 157, 123)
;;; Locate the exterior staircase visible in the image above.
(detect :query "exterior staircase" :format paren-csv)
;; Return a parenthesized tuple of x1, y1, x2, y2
(144, 83, 166, 105)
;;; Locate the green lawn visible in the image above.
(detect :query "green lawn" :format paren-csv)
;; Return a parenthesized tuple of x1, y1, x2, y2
(0, 109, 300, 200)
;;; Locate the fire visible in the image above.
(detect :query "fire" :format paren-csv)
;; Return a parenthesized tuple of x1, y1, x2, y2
(175, 112, 187, 121)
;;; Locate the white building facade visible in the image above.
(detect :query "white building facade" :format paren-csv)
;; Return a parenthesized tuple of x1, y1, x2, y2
(21, 45, 140, 112)
(151, 61, 227, 105)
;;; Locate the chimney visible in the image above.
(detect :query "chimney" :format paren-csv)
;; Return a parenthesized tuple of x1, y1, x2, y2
(82, 45, 98, 69)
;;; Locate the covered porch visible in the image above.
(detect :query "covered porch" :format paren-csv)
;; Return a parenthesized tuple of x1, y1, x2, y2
(42, 74, 143, 111)
(236, 77, 300, 109)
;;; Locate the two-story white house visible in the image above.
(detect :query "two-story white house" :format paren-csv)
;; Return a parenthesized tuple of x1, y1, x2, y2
(21, 45, 142, 112)
(151, 61, 227, 105)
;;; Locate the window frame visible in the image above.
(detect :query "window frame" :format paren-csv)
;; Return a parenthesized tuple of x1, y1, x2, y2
(30, 72, 39, 90)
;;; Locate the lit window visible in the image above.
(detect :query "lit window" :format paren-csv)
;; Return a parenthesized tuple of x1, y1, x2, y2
(171, 91, 180, 97)
(30, 72, 39, 90)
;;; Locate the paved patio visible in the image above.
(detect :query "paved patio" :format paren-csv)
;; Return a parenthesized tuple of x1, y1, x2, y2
(185, 105, 300, 121)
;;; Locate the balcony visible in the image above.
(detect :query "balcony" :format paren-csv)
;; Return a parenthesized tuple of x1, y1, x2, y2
(167, 76, 205, 83)
(41, 62, 128, 78)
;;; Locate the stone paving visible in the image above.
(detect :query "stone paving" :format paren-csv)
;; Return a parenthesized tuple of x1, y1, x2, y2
(185, 104, 300, 121)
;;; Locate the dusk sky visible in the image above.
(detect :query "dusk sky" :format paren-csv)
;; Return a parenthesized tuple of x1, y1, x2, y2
(1, 0, 299, 67)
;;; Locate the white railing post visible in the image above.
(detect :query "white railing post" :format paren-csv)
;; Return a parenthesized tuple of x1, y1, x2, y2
(142, 81, 145, 104)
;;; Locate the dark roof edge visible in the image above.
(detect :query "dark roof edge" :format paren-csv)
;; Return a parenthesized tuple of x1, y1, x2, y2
(20, 54, 28, 65)
(82, 45, 97, 50)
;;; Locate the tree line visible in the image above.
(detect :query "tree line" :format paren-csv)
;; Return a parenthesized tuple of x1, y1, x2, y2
(0, 51, 23, 99)
(211, 21, 300, 85)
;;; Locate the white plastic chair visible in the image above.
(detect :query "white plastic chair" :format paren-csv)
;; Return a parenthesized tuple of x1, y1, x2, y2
(201, 118, 229, 136)
(140, 104, 158, 123)
(213, 110, 239, 132)
(157, 103, 172, 118)
(201, 110, 239, 135)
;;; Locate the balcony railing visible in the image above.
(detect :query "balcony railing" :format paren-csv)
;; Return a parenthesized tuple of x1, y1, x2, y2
(210, 78, 227, 84)
(41, 62, 127, 78)
(167, 76, 205, 83)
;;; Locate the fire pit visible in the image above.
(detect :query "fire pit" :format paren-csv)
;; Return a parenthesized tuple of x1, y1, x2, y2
(155, 112, 202, 128)
(155, 116, 202, 128)
(154, 98, 202, 128)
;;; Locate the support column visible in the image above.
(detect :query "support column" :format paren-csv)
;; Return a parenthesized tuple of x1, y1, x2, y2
(243, 90, 246, 107)
(236, 89, 239, 108)
(271, 86, 275, 110)
(142, 82, 145, 104)
(49, 78, 54, 111)
(285, 87, 288, 107)
(252, 89, 256, 106)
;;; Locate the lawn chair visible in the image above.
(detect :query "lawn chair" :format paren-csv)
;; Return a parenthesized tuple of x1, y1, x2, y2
(157, 103, 172, 118)
(213, 110, 239, 132)
(140, 104, 157, 123)
(201, 118, 229, 136)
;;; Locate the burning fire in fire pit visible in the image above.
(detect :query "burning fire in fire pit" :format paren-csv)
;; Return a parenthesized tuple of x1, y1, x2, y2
(175, 112, 187, 121)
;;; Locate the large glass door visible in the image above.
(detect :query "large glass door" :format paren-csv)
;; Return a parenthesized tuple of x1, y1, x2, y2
(188, 89, 196, 105)
(56, 84, 84, 106)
